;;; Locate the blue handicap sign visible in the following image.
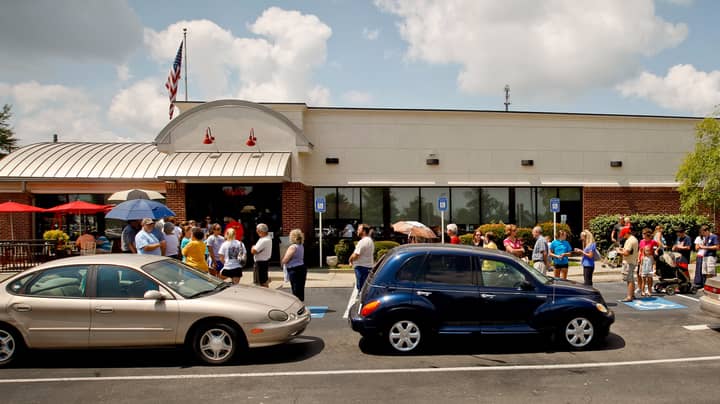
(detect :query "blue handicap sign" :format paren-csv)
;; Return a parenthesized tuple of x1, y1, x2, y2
(308, 306, 328, 319)
(315, 197, 326, 213)
(438, 197, 448, 212)
(622, 297, 686, 311)
(550, 198, 561, 213)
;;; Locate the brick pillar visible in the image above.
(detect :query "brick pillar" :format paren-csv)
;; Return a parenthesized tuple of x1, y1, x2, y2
(0, 193, 35, 240)
(282, 182, 313, 237)
(165, 182, 186, 222)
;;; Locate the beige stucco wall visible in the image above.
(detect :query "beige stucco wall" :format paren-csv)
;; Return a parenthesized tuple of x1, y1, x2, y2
(295, 108, 699, 187)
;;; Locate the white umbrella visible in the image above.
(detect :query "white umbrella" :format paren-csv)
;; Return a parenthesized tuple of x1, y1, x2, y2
(108, 189, 165, 203)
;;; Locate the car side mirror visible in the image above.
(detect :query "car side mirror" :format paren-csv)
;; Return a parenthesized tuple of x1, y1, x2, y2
(144, 290, 170, 300)
(519, 280, 534, 291)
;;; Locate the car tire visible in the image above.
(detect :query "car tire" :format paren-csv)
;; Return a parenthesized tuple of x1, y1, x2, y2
(0, 325, 23, 367)
(385, 316, 425, 354)
(191, 322, 240, 365)
(558, 315, 597, 350)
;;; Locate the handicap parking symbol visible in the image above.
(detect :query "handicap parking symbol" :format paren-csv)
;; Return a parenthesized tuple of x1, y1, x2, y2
(308, 306, 329, 319)
(622, 297, 686, 311)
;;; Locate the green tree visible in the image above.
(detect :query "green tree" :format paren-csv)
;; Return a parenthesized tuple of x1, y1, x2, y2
(676, 115, 720, 213)
(0, 104, 19, 156)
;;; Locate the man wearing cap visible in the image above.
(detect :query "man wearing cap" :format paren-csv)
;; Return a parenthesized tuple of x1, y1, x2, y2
(135, 218, 162, 255)
(618, 227, 639, 302)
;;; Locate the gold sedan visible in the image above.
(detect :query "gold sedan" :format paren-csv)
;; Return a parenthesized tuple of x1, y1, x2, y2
(0, 255, 310, 366)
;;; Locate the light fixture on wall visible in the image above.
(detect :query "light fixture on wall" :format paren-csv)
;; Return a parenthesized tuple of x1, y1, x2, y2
(610, 160, 622, 167)
(426, 153, 439, 165)
(325, 157, 340, 165)
(521, 159, 534, 166)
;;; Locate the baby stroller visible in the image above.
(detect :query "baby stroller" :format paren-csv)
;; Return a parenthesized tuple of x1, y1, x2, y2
(653, 251, 696, 295)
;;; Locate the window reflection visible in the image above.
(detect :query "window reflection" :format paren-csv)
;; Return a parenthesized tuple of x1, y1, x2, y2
(481, 188, 509, 224)
(361, 188, 384, 228)
(420, 188, 449, 227)
(390, 188, 420, 223)
(515, 188, 536, 228)
(451, 188, 480, 231)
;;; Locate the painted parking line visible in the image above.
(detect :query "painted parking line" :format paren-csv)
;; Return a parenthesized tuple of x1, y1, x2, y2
(2, 355, 720, 384)
(676, 294, 700, 302)
(342, 286, 358, 319)
(683, 324, 720, 331)
(621, 296, 686, 311)
(308, 306, 328, 319)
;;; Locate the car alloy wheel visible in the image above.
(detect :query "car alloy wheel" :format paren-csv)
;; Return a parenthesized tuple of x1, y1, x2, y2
(388, 319, 422, 353)
(194, 323, 237, 365)
(0, 328, 18, 366)
(563, 316, 595, 349)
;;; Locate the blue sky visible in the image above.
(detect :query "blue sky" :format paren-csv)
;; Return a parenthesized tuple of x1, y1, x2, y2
(1, 0, 719, 145)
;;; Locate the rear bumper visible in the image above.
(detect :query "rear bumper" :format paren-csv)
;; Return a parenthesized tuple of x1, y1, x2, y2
(700, 295, 720, 318)
(348, 301, 379, 335)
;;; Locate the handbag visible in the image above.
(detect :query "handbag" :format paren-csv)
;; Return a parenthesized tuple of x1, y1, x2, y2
(593, 248, 602, 261)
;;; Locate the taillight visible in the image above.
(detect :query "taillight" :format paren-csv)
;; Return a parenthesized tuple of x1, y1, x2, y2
(704, 284, 720, 294)
(360, 300, 381, 317)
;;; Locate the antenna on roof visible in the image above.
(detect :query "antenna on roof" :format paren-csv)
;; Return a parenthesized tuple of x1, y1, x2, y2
(504, 85, 511, 112)
(52, 133, 58, 143)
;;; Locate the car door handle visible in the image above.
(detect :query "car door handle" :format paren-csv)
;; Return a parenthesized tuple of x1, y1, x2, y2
(12, 304, 31, 312)
(481, 293, 495, 299)
(416, 291, 432, 296)
(95, 307, 114, 314)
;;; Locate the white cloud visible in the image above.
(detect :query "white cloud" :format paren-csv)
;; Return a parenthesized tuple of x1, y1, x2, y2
(117, 64, 132, 82)
(617, 64, 720, 115)
(108, 78, 173, 135)
(362, 27, 380, 40)
(0, 81, 125, 145)
(144, 7, 332, 104)
(375, 0, 688, 98)
(342, 90, 374, 105)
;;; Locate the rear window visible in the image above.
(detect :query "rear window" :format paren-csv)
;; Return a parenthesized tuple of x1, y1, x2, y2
(395, 255, 425, 282)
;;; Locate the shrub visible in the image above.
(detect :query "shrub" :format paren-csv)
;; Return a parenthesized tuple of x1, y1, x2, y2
(333, 239, 354, 264)
(589, 213, 713, 252)
(459, 233, 474, 245)
(374, 240, 399, 261)
(43, 229, 69, 243)
(537, 222, 573, 240)
(476, 223, 508, 243)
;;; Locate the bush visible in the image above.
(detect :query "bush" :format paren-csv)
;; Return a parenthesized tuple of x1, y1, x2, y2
(589, 213, 713, 252)
(476, 223, 508, 243)
(374, 240, 399, 261)
(459, 233, 474, 245)
(537, 222, 573, 240)
(333, 239, 354, 264)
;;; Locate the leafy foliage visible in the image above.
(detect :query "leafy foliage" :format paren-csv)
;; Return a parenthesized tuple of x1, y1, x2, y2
(0, 104, 19, 156)
(588, 213, 712, 252)
(333, 239, 401, 263)
(676, 116, 720, 213)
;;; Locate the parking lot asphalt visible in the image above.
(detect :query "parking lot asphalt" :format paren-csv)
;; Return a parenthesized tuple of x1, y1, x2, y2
(1, 282, 719, 403)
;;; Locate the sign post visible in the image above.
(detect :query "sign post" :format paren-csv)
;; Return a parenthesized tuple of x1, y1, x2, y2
(438, 197, 448, 243)
(315, 197, 326, 268)
(550, 198, 561, 239)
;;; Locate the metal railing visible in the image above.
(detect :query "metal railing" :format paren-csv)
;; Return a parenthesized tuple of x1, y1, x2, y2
(0, 240, 56, 272)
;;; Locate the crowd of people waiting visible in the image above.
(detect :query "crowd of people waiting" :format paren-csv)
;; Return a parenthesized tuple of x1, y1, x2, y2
(119, 216, 308, 302)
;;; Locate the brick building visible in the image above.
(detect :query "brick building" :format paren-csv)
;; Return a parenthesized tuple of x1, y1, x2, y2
(0, 99, 714, 262)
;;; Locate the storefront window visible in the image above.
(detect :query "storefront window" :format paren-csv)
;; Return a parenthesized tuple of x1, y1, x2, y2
(420, 188, 449, 228)
(390, 188, 420, 223)
(515, 188, 536, 228)
(559, 187, 582, 201)
(361, 188, 384, 228)
(337, 187, 360, 220)
(537, 187, 557, 223)
(451, 188, 480, 232)
(481, 188, 509, 224)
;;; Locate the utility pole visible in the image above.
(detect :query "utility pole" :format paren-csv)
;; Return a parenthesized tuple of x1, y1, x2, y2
(504, 84, 511, 111)
(183, 28, 188, 101)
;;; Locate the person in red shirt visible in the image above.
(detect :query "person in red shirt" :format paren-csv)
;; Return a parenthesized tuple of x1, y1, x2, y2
(447, 223, 460, 244)
(223, 216, 244, 242)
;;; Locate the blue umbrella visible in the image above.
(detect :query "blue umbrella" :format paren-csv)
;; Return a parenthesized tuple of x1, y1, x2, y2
(105, 199, 175, 221)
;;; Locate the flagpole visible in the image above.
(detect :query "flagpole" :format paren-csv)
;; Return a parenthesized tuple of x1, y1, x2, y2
(183, 28, 188, 102)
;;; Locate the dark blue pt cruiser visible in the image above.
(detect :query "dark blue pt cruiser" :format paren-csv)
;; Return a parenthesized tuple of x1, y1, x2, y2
(349, 244, 614, 353)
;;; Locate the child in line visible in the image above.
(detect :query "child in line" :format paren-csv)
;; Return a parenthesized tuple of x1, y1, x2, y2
(640, 245, 654, 297)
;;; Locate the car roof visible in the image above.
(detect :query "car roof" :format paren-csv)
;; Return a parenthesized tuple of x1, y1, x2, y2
(29, 254, 168, 271)
(390, 243, 517, 260)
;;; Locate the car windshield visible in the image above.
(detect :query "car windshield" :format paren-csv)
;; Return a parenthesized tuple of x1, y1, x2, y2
(521, 260, 553, 284)
(142, 259, 225, 298)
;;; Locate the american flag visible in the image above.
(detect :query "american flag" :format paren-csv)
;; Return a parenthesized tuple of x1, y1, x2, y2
(165, 41, 183, 119)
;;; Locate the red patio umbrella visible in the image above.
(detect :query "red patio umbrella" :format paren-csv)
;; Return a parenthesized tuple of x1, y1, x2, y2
(45, 200, 109, 214)
(0, 201, 46, 240)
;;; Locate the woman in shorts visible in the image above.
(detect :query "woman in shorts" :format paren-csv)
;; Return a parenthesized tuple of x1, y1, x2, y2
(218, 228, 246, 284)
(550, 230, 572, 279)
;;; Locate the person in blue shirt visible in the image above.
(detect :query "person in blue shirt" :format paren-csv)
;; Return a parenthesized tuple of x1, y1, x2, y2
(135, 218, 162, 255)
(550, 229, 573, 279)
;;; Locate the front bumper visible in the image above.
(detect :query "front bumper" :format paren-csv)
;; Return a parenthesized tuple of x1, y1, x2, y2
(246, 307, 312, 348)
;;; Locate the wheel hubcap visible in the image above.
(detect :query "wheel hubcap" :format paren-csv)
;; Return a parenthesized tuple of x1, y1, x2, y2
(0, 330, 15, 363)
(565, 317, 594, 348)
(199, 328, 233, 361)
(389, 320, 421, 352)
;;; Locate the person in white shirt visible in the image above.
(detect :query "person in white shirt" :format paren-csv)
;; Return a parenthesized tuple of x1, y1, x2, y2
(218, 228, 247, 284)
(162, 222, 179, 258)
(251, 223, 273, 287)
(205, 223, 225, 276)
(349, 224, 374, 291)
